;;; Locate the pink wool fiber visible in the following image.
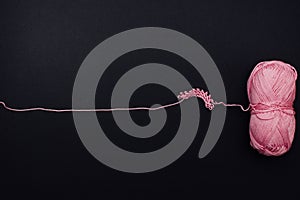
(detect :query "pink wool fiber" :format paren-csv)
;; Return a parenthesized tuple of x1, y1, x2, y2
(247, 61, 297, 156)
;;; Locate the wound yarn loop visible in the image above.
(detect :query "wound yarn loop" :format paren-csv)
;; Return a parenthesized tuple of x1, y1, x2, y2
(247, 61, 297, 156)
(250, 102, 295, 115)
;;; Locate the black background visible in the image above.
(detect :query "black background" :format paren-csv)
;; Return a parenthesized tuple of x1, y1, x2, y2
(1, 0, 300, 199)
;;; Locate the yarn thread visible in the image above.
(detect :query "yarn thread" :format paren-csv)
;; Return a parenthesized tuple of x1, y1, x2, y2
(0, 60, 297, 156)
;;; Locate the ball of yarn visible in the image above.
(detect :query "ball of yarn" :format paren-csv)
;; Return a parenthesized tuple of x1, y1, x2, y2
(247, 60, 297, 156)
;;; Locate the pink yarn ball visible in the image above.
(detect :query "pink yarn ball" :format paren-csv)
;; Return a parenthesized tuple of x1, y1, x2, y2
(247, 60, 297, 156)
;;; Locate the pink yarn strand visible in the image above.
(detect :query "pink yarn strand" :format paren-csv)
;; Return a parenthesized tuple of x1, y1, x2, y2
(0, 99, 185, 113)
(212, 101, 251, 112)
(0, 88, 250, 113)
